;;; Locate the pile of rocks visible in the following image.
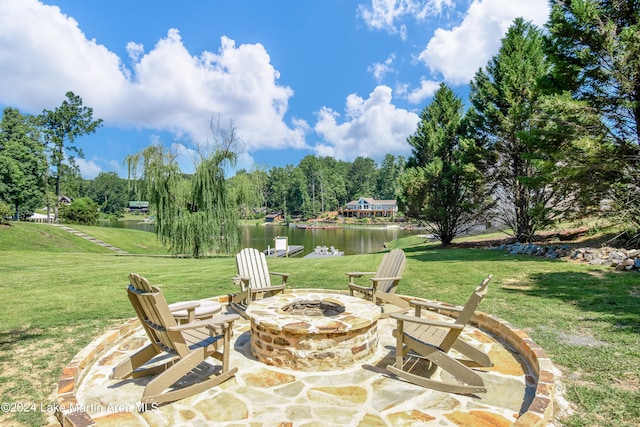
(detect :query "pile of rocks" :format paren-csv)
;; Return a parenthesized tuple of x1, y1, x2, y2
(571, 247, 640, 271)
(492, 242, 571, 259)
(489, 242, 640, 272)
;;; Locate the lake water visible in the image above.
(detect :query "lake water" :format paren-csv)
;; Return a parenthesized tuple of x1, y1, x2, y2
(102, 220, 419, 256)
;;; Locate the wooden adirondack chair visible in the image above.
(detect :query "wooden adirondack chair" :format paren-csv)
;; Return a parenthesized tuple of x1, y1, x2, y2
(230, 248, 288, 314)
(111, 273, 239, 405)
(346, 248, 409, 315)
(386, 275, 493, 395)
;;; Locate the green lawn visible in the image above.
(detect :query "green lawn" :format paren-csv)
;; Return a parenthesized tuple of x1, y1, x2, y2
(0, 222, 639, 426)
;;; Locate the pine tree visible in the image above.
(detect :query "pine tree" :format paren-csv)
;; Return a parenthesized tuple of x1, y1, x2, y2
(398, 83, 489, 245)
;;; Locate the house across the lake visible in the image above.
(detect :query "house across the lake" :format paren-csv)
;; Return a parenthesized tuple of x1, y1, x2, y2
(265, 212, 284, 223)
(340, 197, 397, 219)
(128, 201, 149, 214)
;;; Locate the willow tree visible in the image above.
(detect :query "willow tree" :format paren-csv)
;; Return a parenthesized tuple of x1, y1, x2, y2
(126, 143, 240, 258)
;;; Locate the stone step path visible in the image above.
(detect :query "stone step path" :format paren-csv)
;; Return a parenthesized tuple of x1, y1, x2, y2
(53, 224, 129, 254)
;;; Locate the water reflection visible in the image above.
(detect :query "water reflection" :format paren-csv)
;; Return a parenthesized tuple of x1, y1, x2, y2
(102, 220, 417, 256)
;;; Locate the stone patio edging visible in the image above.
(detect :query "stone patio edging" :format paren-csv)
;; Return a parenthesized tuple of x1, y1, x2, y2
(54, 291, 561, 427)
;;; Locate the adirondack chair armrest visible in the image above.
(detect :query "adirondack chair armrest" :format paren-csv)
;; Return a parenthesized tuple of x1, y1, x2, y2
(167, 314, 240, 332)
(233, 275, 251, 288)
(369, 276, 402, 294)
(346, 271, 375, 284)
(410, 299, 463, 316)
(269, 272, 289, 283)
(349, 283, 373, 292)
(248, 284, 286, 296)
(390, 313, 465, 330)
(370, 276, 402, 283)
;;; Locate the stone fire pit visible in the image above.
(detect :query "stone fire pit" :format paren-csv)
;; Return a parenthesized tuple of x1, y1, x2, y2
(245, 292, 381, 371)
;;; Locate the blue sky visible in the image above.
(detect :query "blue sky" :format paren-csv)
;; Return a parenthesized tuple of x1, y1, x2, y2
(0, 0, 549, 179)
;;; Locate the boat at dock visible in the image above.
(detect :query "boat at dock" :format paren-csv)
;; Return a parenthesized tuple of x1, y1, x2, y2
(295, 224, 340, 230)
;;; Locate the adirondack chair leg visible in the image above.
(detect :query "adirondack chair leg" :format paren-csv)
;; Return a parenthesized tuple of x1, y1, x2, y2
(141, 347, 238, 405)
(112, 344, 161, 379)
(388, 344, 487, 395)
(231, 290, 249, 306)
(387, 364, 486, 395)
(141, 367, 238, 405)
(452, 339, 493, 367)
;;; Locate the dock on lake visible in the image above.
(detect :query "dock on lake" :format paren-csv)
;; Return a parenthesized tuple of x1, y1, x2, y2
(264, 245, 304, 257)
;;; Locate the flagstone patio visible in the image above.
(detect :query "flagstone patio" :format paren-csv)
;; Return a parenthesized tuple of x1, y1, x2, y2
(54, 291, 563, 426)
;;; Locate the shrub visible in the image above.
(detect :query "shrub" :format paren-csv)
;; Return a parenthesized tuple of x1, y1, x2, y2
(60, 197, 99, 225)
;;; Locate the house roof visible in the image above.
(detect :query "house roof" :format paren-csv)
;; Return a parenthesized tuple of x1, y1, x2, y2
(346, 197, 397, 205)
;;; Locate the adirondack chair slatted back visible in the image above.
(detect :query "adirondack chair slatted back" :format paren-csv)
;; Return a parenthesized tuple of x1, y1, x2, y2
(439, 275, 491, 351)
(128, 273, 189, 356)
(375, 248, 406, 294)
(236, 248, 272, 289)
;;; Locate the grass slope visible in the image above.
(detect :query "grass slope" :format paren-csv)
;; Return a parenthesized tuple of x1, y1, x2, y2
(0, 222, 638, 426)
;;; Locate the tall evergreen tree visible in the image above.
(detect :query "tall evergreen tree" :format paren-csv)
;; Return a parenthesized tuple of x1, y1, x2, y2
(547, 0, 640, 242)
(398, 83, 489, 245)
(376, 154, 405, 200)
(469, 18, 555, 242)
(347, 157, 377, 200)
(40, 92, 102, 220)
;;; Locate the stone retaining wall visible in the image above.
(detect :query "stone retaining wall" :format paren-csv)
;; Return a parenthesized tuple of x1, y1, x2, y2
(491, 242, 640, 272)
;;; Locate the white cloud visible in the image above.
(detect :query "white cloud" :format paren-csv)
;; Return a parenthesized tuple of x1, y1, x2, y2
(418, 0, 455, 19)
(0, 0, 306, 156)
(368, 54, 396, 82)
(406, 78, 440, 104)
(126, 41, 144, 63)
(0, 0, 128, 111)
(418, 0, 550, 85)
(75, 158, 102, 180)
(359, 0, 455, 38)
(313, 86, 419, 162)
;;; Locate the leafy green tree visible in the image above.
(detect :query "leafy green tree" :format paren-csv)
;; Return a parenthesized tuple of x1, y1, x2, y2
(0, 201, 12, 224)
(547, 0, 640, 243)
(298, 155, 350, 216)
(317, 156, 349, 212)
(398, 83, 490, 244)
(347, 157, 377, 200)
(126, 143, 240, 258)
(89, 172, 128, 217)
(0, 107, 47, 220)
(228, 168, 267, 219)
(41, 91, 102, 220)
(266, 166, 289, 215)
(469, 18, 556, 242)
(56, 164, 84, 199)
(299, 155, 324, 217)
(376, 154, 405, 200)
(265, 165, 311, 219)
(59, 197, 99, 225)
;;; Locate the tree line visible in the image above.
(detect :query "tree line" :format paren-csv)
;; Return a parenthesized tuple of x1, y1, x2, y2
(399, 3, 640, 245)
(2, 2, 640, 254)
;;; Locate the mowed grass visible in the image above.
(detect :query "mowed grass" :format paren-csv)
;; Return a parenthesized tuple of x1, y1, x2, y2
(0, 222, 639, 426)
